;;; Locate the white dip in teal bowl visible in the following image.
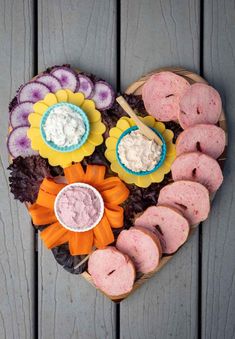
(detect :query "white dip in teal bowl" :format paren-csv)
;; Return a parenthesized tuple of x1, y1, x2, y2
(40, 102, 90, 152)
(116, 126, 166, 176)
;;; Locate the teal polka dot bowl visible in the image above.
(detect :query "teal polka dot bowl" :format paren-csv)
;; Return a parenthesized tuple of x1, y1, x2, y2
(40, 102, 90, 153)
(116, 125, 166, 176)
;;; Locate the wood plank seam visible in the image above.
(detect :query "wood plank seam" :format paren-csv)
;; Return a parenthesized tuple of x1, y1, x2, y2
(33, 0, 39, 338)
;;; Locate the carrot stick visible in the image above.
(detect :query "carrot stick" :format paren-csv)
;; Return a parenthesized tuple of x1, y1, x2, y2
(95, 177, 122, 191)
(68, 230, 93, 255)
(93, 215, 114, 248)
(40, 178, 66, 195)
(64, 163, 85, 184)
(40, 222, 69, 248)
(28, 203, 57, 225)
(101, 183, 129, 205)
(36, 189, 56, 210)
(84, 165, 106, 185)
(104, 203, 124, 228)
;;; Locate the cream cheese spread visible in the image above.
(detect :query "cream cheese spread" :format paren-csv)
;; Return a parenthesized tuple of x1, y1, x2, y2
(43, 104, 86, 147)
(118, 130, 162, 172)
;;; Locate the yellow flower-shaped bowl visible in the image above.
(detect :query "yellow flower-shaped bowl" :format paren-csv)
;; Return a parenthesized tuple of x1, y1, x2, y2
(27, 89, 106, 168)
(105, 116, 176, 188)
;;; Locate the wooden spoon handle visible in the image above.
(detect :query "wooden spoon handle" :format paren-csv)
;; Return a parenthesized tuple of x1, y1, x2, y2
(116, 96, 163, 146)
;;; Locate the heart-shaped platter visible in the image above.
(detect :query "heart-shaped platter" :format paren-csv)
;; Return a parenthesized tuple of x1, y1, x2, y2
(7, 65, 227, 302)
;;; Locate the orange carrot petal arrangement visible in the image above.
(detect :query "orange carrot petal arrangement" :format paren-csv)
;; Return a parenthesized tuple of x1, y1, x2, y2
(28, 164, 129, 255)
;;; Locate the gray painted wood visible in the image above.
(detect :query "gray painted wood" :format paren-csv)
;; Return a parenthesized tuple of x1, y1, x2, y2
(120, 0, 199, 90)
(38, 0, 116, 88)
(202, 1, 235, 338)
(120, 1, 200, 338)
(0, 0, 35, 338)
(38, 1, 116, 338)
(38, 242, 116, 339)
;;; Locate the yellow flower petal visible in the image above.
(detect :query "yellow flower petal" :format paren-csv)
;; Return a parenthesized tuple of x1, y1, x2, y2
(140, 116, 155, 127)
(81, 99, 95, 113)
(70, 148, 84, 163)
(35, 138, 52, 157)
(88, 132, 103, 146)
(110, 160, 136, 184)
(105, 137, 118, 150)
(28, 113, 42, 128)
(110, 160, 123, 174)
(109, 127, 123, 139)
(121, 171, 136, 184)
(80, 99, 101, 122)
(48, 158, 63, 167)
(27, 128, 41, 149)
(46, 151, 66, 166)
(121, 117, 135, 127)
(80, 142, 95, 156)
(65, 89, 85, 106)
(33, 102, 49, 116)
(117, 118, 131, 131)
(46, 150, 73, 168)
(163, 129, 174, 142)
(150, 169, 165, 183)
(137, 175, 152, 188)
(43, 93, 58, 106)
(105, 149, 116, 163)
(57, 153, 74, 168)
(160, 160, 172, 173)
(166, 143, 176, 156)
(90, 121, 106, 135)
(87, 110, 101, 123)
(165, 155, 175, 167)
(55, 89, 68, 102)
(153, 121, 166, 134)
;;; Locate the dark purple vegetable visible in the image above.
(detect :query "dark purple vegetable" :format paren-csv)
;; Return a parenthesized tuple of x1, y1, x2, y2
(7, 126, 38, 158)
(123, 174, 173, 229)
(165, 121, 183, 143)
(18, 81, 51, 103)
(9, 95, 18, 113)
(10, 101, 34, 128)
(107, 93, 146, 117)
(76, 74, 94, 98)
(8, 155, 62, 203)
(82, 144, 110, 167)
(8, 155, 63, 203)
(51, 66, 78, 92)
(36, 74, 62, 93)
(91, 80, 115, 110)
(102, 93, 147, 135)
(51, 243, 88, 274)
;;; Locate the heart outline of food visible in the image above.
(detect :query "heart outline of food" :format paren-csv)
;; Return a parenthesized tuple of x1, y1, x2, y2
(7, 66, 227, 302)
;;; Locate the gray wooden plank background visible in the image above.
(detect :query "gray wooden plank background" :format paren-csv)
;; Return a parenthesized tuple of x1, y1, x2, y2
(0, 1, 35, 338)
(1, 0, 235, 338)
(202, 1, 235, 338)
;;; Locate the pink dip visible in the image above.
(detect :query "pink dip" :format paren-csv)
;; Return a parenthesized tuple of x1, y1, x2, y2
(56, 185, 102, 230)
